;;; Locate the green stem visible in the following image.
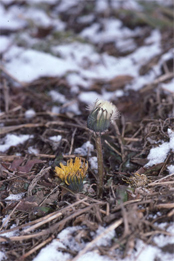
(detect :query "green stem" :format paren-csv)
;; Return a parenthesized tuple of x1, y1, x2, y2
(95, 133, 104, 198)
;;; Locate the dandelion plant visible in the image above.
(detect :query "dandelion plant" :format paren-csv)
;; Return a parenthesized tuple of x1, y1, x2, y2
(87, 100, 119, 197)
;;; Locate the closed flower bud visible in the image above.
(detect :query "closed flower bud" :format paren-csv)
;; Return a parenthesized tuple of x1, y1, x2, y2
(87, 100, 119, 132)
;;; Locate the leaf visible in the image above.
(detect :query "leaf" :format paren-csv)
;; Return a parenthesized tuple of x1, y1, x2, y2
(9, 158, 44, 173)
(108, 75, 134, 91)
(116, 185, 128, 205)
(16, 197, 38, 213)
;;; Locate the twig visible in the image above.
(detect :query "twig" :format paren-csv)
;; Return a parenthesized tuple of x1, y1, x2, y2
(155, 203, 174, 209)
(104, 139, 122, 156)
(113, 122, 125, 162)
(27, 166, 51, 196)
(39, 185, 60, 206)
(0, 203, 93, 242)
(140, 72, 174, 93)
(0, 201, 21, 230)
(19, 235, 54, 260)
(3, 79, 9, 114)
(0, 121, 89, 135)
(148, 172, 174, 185)
(158, 152, 171, 176)
(0, 197, 88, 236)
(71, 218, 123, 261)
(95, 133, 104, 198)
(22, 211, 63, 234)
(69, 128, 77, 155)
(148, 181, 174, 186)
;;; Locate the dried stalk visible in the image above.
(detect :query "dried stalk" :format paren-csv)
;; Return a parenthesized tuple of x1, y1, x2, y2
(95, 133, 104, 198)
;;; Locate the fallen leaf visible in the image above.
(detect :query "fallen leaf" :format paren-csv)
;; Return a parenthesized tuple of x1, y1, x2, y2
(9, 158, 44, 173)
(107, 75, 134, 91)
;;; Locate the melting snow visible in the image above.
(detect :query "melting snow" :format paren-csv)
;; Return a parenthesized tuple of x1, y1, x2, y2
(25, 109, 36, 119)
(89, 156, 98, 173)
(28, 146, 39, 155)
(0, 36, 11, 53)
(74, 141, 94, 156)
(161, 78, 174, 93)
(168, 165, 174, 174)
(146, 129, 174, 167)
(5, 193, 25, 201)
(49, 135, 62, 142)
(0, 4, 26, 30)
(0, 134, 33, 152)
(49, 90, 67, 104)
(0, 251, 6, 261)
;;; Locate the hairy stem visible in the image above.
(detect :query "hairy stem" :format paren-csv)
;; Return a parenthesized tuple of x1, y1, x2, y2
(95, 133, 104, 198)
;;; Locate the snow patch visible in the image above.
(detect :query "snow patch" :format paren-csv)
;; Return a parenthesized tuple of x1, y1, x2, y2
(74, 141, 94, 156)
(5, 193, 25, 201)
(28, 146, 39, 155)
(145, 129, 174, 167)
(49, 135, 62, 142)
(25, 109, 36, 119)
(89, 157, 98, 173)
(0, 134, 33, 152)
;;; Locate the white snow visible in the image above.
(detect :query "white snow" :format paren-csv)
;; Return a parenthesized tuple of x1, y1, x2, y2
(4, 47, 78, 83)
(24, 9, 53, 28)
(5, 193, 25, 201)
(32, 238, 71, 261)
(1, 0, 14, 4)
(145, 30, 161, 45)
(116, 38, 137, 53)
(74, 141, 94, 156)
(77, 14, 94, 24)
(28, 146, 39, 155)
(110, 0, 142, 10)
(89, 157, 98, 173)
(92, 225, 115, 246)
(0, 134, 33, 152)
(78, 91, 114, 105)
(0, 251, 6, 261)
(123, 222, 174, 261)
(0, 36, 11, 53)
(161, 79, 174, 93)
(27, 0, 58, 3)
(3, 30, 163, 92)
(167, 165, 174, 174)
(56, 0, 80, 12)
(80, 17, 142, 45)
(76, 252, 113, 261)
(146, 129, 174, 167)
(25, 109, 36, 119)
(49, 135, 62, 142)
(95, 0, 108, 12)
(66, 73, 91, 89)
(33, 225, 115, 261)
(49, 90, 67, 104)
(0, 4, 26, 30)
(33, 222, 174, 261)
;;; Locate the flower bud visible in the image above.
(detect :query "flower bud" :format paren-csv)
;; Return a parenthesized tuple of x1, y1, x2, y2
(87, 100, 119, 132)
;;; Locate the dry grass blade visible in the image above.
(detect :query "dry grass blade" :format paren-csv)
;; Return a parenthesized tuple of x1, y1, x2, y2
(71, 218, 123, 261)
(27, 166, 51, 196)
(0, 197, 88, 235)
(19, 236, 54, 261)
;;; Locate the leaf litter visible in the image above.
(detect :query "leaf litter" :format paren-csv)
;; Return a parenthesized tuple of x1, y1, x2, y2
(0, 0, 174, 260)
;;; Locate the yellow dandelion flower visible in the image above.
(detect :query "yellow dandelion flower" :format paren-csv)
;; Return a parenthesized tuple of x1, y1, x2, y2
(55, 157, 88, 192)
